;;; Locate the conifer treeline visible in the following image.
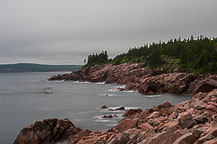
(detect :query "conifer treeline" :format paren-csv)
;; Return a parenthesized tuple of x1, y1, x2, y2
(85, 36, 217, 73)
(86, 51, 108, 66)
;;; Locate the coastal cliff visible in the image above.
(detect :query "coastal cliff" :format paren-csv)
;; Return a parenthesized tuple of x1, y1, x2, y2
(49, 63, 217, 95)
(15, 63, 217, 144)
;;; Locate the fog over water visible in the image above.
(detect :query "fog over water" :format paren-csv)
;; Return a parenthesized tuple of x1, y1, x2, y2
(0, 0, 217, 64)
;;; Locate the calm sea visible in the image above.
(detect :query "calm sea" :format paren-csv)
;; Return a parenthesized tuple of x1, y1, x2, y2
(0, 72, 191, 143)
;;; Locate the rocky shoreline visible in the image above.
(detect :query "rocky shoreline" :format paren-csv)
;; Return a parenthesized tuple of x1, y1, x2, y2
(14, 63, 217, 144)
(49, 63, 217, 95)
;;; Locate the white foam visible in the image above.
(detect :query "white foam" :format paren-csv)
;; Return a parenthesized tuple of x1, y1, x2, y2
(123, 90, 135, 93)
(94, 119, 111, 123)
(117, 85, 126, 89)
(146, 95, 162, 98)
(49, 80, 65, 83)
(74, 81, 91, 84)
(109, 106, 140, 110)
(106, 89, 118, 92)
(94, 114, 122, 120)
(125, 106, 141, 109)
(95, 82, 105, 85)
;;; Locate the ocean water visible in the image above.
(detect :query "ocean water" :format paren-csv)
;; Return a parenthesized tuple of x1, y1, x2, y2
(0, 72, 192, 143)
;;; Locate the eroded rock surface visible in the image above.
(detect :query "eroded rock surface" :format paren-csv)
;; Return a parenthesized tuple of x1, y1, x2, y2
(14, 118, 81, 144)
(49, 63, 217, 95)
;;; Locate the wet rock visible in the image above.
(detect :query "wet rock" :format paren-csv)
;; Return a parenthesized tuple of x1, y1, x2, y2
(102, 115, 118, 119)
(100, 105, 109, 109)
(103, 115, 113, 119)
(115, 106, 125, 111)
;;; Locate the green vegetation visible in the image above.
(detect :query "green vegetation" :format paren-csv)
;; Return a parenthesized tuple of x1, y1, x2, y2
(0, 63, 82, 73)
(85, 36, 217, 73)
(86, 51, 108, 66)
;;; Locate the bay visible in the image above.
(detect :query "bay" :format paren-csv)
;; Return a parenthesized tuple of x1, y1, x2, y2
(0, 72, 191, 143)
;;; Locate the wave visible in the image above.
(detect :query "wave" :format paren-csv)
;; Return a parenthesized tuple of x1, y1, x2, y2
(49, 80, 65, 83)
(95, 82, 105, 85)
(106, 89, 119, 92)
(74, 81, 91, 84)
(94, 114, 122, 120)
(106, 85, 125, 92)
(94, 119, 112, 123)
(117, 85, 125, 89)
(123, 90, 135, 93)
(109, 106, 141, 110)
(145, 95, 163, 98)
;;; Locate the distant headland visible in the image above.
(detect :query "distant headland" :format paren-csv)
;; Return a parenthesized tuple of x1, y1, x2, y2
(0, 63, 82, 73)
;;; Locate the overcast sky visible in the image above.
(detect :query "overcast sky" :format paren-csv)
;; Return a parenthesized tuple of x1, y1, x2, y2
(0, 0, 217, 65)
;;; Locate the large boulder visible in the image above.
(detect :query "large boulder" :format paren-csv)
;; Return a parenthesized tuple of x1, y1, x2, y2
(123, 109, 142, 117)
(178, 113, 197, 129)
(193, 78, 217, 94)
(138, 73, 198, 95)
(14, 118, 81, 144)
(108, 118, 139, 133)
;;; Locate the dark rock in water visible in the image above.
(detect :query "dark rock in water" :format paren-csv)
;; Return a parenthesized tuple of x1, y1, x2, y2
(115, 106, 125, 111)
(102, 115, 118, 119)
(100, 105, 108, 109)
(107, 109, 115, 111)
(14, 118, 81, 144)
(102, 115, 113, 119)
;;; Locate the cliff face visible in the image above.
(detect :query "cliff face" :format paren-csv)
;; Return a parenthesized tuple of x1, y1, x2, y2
(15, 63, 217, 144)
(49, 63, 217, 95)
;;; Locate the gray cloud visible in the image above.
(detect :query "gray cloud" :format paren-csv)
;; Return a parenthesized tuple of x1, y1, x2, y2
(0, 0, 217, 64)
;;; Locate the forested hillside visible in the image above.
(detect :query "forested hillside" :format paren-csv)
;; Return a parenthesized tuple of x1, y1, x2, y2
(85, 36, 217, 73)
